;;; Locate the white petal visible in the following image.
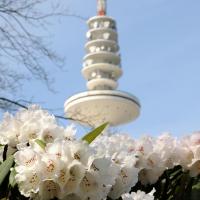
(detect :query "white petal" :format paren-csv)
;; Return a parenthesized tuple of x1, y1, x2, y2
(39, 180, 61, 200)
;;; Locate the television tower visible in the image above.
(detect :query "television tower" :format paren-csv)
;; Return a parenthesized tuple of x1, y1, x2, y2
(64, 0, 141, 127)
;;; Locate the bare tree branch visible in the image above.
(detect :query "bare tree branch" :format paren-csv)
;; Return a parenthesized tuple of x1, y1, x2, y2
(0, 0, 87, 111)
(0, 0, 67, 92)
(0, 97, 72, 121)
(0, 97, 91, 125)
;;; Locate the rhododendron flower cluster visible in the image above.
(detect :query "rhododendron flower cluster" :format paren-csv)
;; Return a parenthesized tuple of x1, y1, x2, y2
(14, 140, 118, 200)
(91, 134, 140, 199)
(0, 105, 199, 200)
(178, 132, 200, 177)
(122, 189, 155, 200)
(92, 132, 200, 186)
(0, 105, 75, 147)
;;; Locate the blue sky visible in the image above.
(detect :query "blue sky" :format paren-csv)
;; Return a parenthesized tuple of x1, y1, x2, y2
(2, 0, 200, 138)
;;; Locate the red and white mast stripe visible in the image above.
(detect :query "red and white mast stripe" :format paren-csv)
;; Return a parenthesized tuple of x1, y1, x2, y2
(97, 0, 107, 16)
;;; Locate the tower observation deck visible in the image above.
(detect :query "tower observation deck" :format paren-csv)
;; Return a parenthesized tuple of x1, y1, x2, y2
(64, 0, 141, 127)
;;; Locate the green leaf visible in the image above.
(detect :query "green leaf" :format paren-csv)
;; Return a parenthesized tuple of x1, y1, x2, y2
(192, 177, 200, 200)
(35, 139, 46, 149)
(9, 167, 17, 188)
(0, 155, 14, 186)
(82, 123, 109, 144)
(0, 145, 3, 165)
(192, 180, 200, 190)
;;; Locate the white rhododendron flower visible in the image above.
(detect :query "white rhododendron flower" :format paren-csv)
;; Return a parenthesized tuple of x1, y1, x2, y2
(14, 147, 40, 168)
(133, 136, 165, 185)
(14, 138, 118, 200)
(92, 134, 136, 157)
(153, 133, 178, 168)
(92, 135, 139, 199)
(0, 113, 21, 146)
(0, 105, 75, 147)
(122, 188, 155, 200)
(14, 149, 42, 197)
(88, 156, 119, 185)
(64, 124, 76, 140)
(39, 180, 61, 200)
(109, 160, 139, 199)
(178, 132, 200, 176)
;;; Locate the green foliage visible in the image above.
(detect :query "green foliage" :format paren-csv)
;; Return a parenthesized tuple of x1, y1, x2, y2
(35, 139, 46, 149)
(191, 176, 200, 200)
(9, 168, 17, 188)
(82, 122, 109, 144)
(131, 166, 200, 200)
(0, 156, 14, 186)
(0, 185, 29, 200)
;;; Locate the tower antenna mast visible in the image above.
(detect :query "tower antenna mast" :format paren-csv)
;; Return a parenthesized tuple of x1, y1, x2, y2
(97, 0, 107, 16)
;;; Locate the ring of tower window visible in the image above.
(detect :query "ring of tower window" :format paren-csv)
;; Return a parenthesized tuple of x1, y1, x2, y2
(88, 70, 117, 81)
(88, 45, 117, 54)
(83, 55, 121, 67)
(89, 20, 116, 30)
(86, 30, 117, 42)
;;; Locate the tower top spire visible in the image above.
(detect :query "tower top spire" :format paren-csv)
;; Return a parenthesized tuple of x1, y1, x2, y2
(97, 0, 107, 16)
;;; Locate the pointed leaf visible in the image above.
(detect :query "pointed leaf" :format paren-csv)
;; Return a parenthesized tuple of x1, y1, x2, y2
(0, 155, 14, 186)
(82, 123, 108, 144)
(191, 179, 200, 200)
(192, 181, 200, 190)
(9, 168, 17, 188)
(35, 139, 46, 149)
